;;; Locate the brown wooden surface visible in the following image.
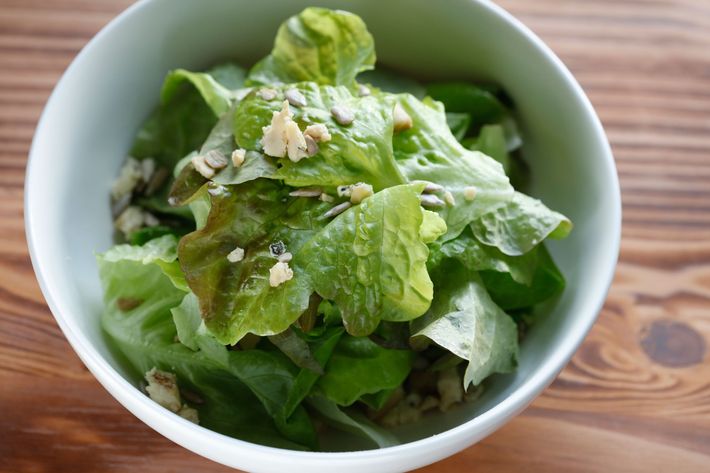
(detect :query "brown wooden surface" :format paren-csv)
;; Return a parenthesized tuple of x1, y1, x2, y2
(1, 0, 709, 471)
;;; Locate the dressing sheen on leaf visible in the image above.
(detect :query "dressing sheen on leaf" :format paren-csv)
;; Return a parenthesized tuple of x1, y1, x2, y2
(412, 261, 519, 388)
(247, 7, 375, 87)
(393, 94, 514, 241)
(234, 82, 405, 190)
(300, 184, 437, 336)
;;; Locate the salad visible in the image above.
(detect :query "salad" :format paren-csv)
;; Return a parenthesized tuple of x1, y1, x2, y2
(99, 7, 572, 450)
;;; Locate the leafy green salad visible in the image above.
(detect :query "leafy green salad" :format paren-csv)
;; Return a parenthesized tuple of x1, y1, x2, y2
(100, 7, 572, 450)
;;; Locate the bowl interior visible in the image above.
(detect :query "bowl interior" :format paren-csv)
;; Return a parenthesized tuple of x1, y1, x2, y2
(26, 0, 619, 470)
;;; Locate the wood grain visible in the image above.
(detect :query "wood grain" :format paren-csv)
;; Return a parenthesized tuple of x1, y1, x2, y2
(1, 0, 709, 471)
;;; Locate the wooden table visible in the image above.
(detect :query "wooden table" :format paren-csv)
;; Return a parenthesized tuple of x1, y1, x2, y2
(2, 0, 709, 471)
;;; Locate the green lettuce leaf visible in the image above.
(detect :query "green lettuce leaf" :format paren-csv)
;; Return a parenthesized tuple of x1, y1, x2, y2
(97, 237, 312, 449)
(481, 244, 566, 311)
(316, 335, 414, 406)
(178, 179, 327, 345)
(471, 191, 572, 256)
(393, 94, 514, 240)
(426, 82, 507, 131)
(446, 112, 471, 142)
(161, 69, 234, 117)
(234, 82, 405, 190)
(307, 396, 399, 448)
(469, 124, 510, 173)
(412, 260, 518, 387)
(357, 67, 426, 98)
(247, 7, 375, 87)
(299, 184, 435, 335)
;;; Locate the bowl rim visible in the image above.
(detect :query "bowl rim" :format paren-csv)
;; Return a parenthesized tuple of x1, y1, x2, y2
(25, 0, 621, 469)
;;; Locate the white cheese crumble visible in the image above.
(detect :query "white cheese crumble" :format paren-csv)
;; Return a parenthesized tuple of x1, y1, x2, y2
(191, 154, 215, 179)
(145, 367, 182, 413)
(227, 246, 245, 263)
(111, 157, 143, 200)
(177, 405, 199, 424)
(231, 148, 246, 168)
(303, 123, 332, 142)
(141, 158, 156, 184)
(261, 101, 309, 162)
(463, 186, 477, 201)
(143, 212, 160, 227)
(437, 367, 464, 412)
(269, 261, 294, 287)
(277, 252, 293, 263)
(350, 182, 374, 204)
(115, 206, 145, 236)
(393, 103, 413, 132)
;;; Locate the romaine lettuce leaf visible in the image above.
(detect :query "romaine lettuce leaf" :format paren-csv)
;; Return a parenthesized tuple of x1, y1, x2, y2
(471, 191, 572, 256)
(316, 335, 414, 406)
(412, 260, 518, 387)
(299, 184, 436, 335)
(426, 82, 507, 131)
(469, 124, 510, 173)
(358, 67, 426, 98)
(234, 82, 405, 190)
(247, 7, 375, 87)
(393, 94, 514, 240)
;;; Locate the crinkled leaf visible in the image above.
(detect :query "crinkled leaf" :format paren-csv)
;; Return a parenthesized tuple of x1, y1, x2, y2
(300, 184, 434, 336)
(471, 191, 572, 256)
(307, 396, 399, 448)
(316, 335, 414, 406)
(482, 243, 566, 311)
(161, 69, 234, 116)
(247, 7, 375, 87)
(178, 180, 331, 344)
(412, 261, 518, 387)
(97, 240, 312, 449)
(393, 95, 514, 240)
(429, 227, 536, 286)
(234, 82, 405, 190)
(420, 209, 448, 244)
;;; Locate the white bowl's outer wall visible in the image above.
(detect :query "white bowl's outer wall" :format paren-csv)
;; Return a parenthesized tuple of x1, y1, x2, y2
(25, 0, 620, 472)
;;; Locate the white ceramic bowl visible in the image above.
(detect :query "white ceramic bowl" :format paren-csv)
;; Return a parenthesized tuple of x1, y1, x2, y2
(25, 0, 621, 471)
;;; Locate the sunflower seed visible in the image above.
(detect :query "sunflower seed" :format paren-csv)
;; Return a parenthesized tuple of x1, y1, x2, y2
(443, 190, 456, 206)
(319, 193, 335, 203)
(305, 134, 319, 156)
(191, 154, 215, 179)
(393, 103, 413, 132)
(231, 148, 246, 167)
(420, 194, 446, 208)
(331, 105, 354, 125)
(415, 180, 444, 193)
(358, 84, 371, 97)
(278, 252, 293, 263)
(285, 88, 307, 107)
(257, 88, 278, 101)
(289, 187, 322, 197)
(145, 167, 169, 196)
(204, 150, 228, 169)
(322, 201, 352, 218)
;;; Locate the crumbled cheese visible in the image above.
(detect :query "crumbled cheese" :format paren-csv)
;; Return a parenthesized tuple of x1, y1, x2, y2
(319, 193, 335, 203)
(443, 190, 456, 206)
(304, 135, 319, 156)
(177, 405, 199, 424)
(115, 206, 145, 236)
(141, 158, 156, 183)
(349, 182, 373, 204)
(231, 148, 246, 168)
(191, 154, 215, 179)
(437, 367, 464, 412)
(285, 120, 308, 162)
(143, 212, 160, 227)
(463, 186, 477, 201)
(145, 367, 182, 413)
(227, 246, 245, 263)
(269, 261, 294, 287)
(303, 124, 332, 142)
(393, 103, 413, 132)
(111, 157, 143, 200)
(257, 88, 278, 101)
(261, 101, 309, 162)
(278, 252, 293, 263)
(331, 105, 354, 125)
